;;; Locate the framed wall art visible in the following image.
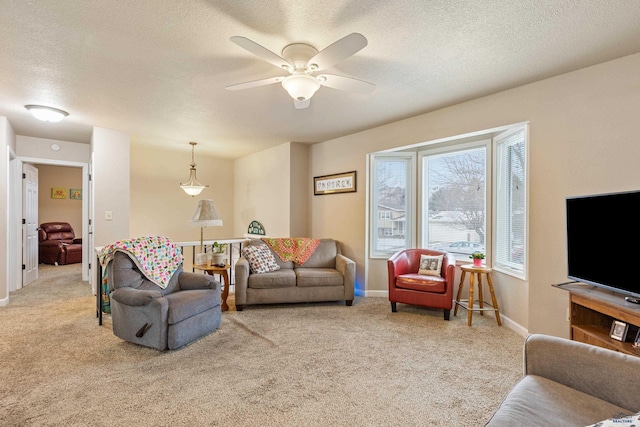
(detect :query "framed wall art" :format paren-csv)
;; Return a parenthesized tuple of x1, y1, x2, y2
(51, 188, 66, 199)
(70, 189, 82, 200)
(314, 171, 356, 196)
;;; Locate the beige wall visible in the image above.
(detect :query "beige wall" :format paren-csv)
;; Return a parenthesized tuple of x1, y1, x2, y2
(91, 127, 130, 248)
(310, 53, 640, 338)
(37, 165, 83, 235)
(129, 143, 235, 243)
(234, 142, 310, 238)
(234, 142, 291, 237)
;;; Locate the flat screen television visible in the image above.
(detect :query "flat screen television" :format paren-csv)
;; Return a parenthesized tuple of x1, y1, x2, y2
(566, 190, 640, 300)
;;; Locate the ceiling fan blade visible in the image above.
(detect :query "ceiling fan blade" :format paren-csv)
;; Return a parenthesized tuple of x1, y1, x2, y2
(230, 36, 293, 71)
(225, 76, 285, 91)
(317, 74, 375, 94)
(307, 33, 368, 71)
(294, 98, 310, 109)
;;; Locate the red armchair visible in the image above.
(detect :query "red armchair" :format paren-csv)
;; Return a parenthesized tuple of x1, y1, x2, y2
(38, 222, 83, 265)
(387, 249, 456, 320)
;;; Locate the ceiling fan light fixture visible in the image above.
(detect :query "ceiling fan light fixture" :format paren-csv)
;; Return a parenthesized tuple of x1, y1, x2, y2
(25, 105, 69, 122)
(282, 74, 321, 101)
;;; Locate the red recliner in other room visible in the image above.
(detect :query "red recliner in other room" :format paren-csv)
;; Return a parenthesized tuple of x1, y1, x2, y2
(38, 222, 83, 265)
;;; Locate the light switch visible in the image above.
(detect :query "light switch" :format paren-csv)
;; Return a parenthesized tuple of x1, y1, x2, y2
(105, 211, 113, 221)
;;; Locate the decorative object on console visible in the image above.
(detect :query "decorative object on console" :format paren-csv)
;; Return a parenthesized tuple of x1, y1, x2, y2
(246, 220, 266, 236)
(190, 199, 223, 265)
(314, 171, 356, 195)
(25, 104, 69, 122)
(610, 320, 629, 341)
(180, 142, 209, 196)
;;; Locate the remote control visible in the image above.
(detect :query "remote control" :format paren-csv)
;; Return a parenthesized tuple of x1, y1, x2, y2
(624, 296, 640, 304)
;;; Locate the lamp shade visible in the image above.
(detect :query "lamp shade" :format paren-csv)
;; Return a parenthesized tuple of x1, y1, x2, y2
(191, 199, 223, 227)
(281, 74, 321, 101)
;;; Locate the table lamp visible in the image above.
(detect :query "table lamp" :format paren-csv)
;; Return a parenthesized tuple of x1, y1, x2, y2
(190, 199, 223, 262)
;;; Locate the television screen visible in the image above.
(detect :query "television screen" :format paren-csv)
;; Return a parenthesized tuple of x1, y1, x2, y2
(566, 190, 640, 298)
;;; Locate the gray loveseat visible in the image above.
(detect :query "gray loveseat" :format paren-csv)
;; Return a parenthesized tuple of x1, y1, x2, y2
(486, 334, 640, 426)
(234, 238, 355, 310)
(108, 252, 222, 350)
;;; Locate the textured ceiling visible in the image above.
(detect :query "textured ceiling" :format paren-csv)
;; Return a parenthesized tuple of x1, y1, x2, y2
(1, 0, 640, 159)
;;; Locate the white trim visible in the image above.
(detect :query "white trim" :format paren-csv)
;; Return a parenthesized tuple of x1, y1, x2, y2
(499, 313, 528, 338)
(362, 289, 388, 298)
(374, 121, 530, 154)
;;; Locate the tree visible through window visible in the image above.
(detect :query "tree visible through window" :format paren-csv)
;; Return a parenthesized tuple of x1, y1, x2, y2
(422, 145, 487, 259)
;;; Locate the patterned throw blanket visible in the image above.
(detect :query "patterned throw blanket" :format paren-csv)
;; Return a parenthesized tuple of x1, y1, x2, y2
(261, 238, 320, 264)
(98, 236, 183, 313)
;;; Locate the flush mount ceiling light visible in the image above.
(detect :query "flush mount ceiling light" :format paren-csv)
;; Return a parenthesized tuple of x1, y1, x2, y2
(180, 142, 209, 196)
(24, 105, 69, 122)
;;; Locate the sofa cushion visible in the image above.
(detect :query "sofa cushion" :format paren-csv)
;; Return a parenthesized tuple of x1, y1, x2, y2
(165, 289, 218, 325)
(242, 244, 281, 274)
(395, 274, 446, 293)
(294, 239, 337, 268)
(485, 375, 631, 427)
(248, 269, 296, 289)
(295, 268, 344, 287)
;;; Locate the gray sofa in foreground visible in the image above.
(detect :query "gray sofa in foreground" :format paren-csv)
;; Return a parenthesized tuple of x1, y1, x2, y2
(486, 334, 640, 426)
(234, 238, 355, 310)
(108, 252, 222, 350)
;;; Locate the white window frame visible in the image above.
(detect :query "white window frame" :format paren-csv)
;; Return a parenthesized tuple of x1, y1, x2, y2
(369, 152, 416, 258)
(492, 126, 528, 280)
(419, 140, 492, 263)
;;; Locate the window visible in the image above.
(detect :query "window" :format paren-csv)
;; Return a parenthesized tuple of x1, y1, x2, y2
(495, 128, 527, 275)
(370, 154, 414, 257)
(368, 123, 527, 278)
(421, 143, 489, 260)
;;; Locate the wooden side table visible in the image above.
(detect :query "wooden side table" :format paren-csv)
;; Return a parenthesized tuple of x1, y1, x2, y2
(194, 264, 230, 311)
(454, 264, 502, 326)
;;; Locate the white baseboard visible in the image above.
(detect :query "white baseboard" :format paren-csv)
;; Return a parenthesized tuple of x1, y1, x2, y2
(356, 290, 528, 337)
(0, 296, 8, 306)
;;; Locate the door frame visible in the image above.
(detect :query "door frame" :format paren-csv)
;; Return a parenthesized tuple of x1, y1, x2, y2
(13, 156, 90, 283)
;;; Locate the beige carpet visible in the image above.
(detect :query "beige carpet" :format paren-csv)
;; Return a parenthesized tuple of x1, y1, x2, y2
(0, 264, 524, 426)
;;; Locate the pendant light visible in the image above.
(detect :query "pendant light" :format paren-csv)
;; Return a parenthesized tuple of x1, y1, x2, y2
(180, 142, 209, 196)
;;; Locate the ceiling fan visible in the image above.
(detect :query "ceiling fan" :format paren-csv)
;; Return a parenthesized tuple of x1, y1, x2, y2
(226, 33, 375, 109)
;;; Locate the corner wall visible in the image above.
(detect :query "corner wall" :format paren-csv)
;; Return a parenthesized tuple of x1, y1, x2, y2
(234, 142, 310, 238)
(310, 53, 640, 338)
(91, 127, 130, 247)
(0, 117, 16, 305)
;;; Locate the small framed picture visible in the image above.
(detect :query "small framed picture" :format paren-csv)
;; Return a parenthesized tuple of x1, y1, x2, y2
(70, 188, 82, 200)
(610, 320, 629, 341)
(51, 187, 66, 199)
(633, 329, 640, 348)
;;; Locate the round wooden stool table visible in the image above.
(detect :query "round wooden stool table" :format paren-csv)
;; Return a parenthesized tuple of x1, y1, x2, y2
(194, 263, 230, 312)
(454, 264, 502, 326)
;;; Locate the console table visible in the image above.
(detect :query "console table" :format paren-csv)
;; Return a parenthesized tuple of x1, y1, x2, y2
(554, 283, 640, 356)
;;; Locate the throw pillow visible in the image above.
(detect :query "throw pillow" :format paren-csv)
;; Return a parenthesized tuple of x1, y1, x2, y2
(585, 412, 640, 427)
(242, 244, 280, 274)
(418, 254, 444, 276)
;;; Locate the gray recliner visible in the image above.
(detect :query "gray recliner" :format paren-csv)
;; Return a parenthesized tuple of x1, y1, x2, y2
(107, 251, 222, 350)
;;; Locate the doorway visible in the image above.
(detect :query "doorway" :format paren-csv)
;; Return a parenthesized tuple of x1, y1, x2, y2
(13, 157, 91, 290)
